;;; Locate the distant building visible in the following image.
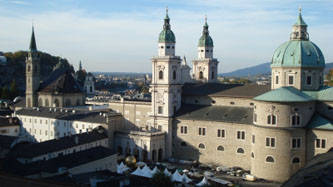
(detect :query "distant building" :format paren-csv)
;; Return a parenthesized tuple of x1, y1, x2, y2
(25, 27, 85, 108)
(15, 107, 121, 142)
(0, 117, 20, 136)
(84, 73, 95, 96)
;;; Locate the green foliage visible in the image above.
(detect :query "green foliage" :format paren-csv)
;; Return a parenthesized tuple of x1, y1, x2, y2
(152, 171, 173, 187)
(1, 51, 74, 95)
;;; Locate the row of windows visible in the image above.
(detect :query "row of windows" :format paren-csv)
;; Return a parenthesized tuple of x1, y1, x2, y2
(275, 75, 322, 86)
(160, 45, 174, 49)
(181, 127, 244, 140)
(253, 114, 301, 126)
(158, 70, 177, 80)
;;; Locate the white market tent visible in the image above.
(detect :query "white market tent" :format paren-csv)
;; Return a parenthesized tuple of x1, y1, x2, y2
(196, 177, 209, 186)
(151, 166, 160, 175)
(117, 162, 130, 174)
(182, 173, 192, 183)
(131, 167, 143, 177)
(141, 165, 153, 178)
(164, 168, 172, 176)
(171, 170, 184, 182)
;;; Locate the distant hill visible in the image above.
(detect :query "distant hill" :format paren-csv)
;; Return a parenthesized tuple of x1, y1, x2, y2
(0, 51, 73, 96)
(223, 62, 333, 77)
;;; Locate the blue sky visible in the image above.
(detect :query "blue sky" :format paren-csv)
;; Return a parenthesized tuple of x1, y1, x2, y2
(0, 0, 333, 73)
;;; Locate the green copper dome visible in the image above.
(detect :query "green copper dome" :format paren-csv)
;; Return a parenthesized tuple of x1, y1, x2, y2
(271, 40, 325, 68)
(271, 10, 325, 68)
(159, 29, 175, 43)
(158, 9, 176, 43)
(198, 18, 213, 47)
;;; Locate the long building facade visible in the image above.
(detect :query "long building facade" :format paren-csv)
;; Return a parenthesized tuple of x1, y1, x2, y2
(106, 9, 333, 182)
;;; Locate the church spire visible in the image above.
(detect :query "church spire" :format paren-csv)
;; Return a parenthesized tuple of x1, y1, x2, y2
(29, 26, 37, 52)
(79, 61, 82, 71)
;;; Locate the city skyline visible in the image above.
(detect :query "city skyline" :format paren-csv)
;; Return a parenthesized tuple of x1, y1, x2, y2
(0, 0, 333, 73)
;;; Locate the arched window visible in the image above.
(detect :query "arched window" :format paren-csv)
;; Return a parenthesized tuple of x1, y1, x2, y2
(291, 115, 301, 126)
(267, 115, 276, 125)
(211, 71, 215, 79)
(181, 142, 187, 147)
(199, 71, 203, 79)
(54, 99, 59, 107)
(38, 98, 43, 106)
(27, 65, 31, 72)
(172, 70, 176, 80)
(159, 71, 163, 80)
(27, 98, 31, 108)
(266, 156, 274, 163)
(237, 148, 244, 154)
(292, 157, 300, 163)
(45, 99, 49, 107)
(251, 152, 254, 158)
(198, 143, 205, 149)
(76, 99, 81, 106)
(217, 146, 224, 151)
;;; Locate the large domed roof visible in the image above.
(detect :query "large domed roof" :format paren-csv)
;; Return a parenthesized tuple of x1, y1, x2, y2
(271, 10, 325, 68)
(271, 40, 325, 68)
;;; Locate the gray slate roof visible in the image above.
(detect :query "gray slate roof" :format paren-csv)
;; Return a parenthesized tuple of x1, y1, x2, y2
(16, 107, 119, 124)
(6, 146, 115, 176)
(12, 127, 108, 159)
(182, 83, 270, 98)
(175, 104, 253, 124)
(0, 117, 20, 127)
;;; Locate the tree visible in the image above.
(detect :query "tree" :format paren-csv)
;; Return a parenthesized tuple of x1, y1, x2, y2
(9, 80, 19, 99)
(152, 171, 173, 187)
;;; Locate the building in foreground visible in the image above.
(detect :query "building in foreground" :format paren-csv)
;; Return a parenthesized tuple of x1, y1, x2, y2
(104, 9, 333, 182)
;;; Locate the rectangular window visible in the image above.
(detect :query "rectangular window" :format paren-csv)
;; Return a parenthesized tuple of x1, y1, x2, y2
(254, 113, 257, 123)
(289, 76, 294, 85)
(180, 126, 187, 134)
(316, 139, 326, 148)
(158, 106, 163, 114)
(292, 138, 301, 148)
(306, 76, 312, 85)
(275, 75, 279, 84)
(198, 127, 206, 136)
(266, 137, 276, 147)
(252, 134, 255, 144)
(237, 131, 245, 140)
(217, 129, 225, 138)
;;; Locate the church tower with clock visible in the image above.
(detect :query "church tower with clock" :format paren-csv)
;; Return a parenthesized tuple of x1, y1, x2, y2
(150, 8, 182, 158)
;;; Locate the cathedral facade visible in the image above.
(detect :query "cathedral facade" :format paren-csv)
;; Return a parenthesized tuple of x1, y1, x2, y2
(107, 9, 333, 182)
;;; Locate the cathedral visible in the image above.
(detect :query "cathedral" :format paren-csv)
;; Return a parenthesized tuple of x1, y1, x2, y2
(17, 8, 333, 183)
(107, 9, 333, 182)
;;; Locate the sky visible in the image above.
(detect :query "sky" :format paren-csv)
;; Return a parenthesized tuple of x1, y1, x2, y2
(0, 0, 333, 73)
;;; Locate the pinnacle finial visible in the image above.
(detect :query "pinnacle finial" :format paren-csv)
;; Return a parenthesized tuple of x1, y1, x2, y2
(298, 6, 302, 14)
(205, 14, 207, 24)
(29, 25, 37, 52)
(166, 6, 168, 16)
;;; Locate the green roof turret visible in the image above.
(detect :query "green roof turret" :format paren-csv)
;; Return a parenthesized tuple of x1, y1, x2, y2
(198, 16, 213, 47)
(294, 7, 307, 26)
(158, 7, 176, 43)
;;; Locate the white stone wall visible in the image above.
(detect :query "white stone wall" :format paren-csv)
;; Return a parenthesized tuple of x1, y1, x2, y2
(17, 115, 104, 142)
